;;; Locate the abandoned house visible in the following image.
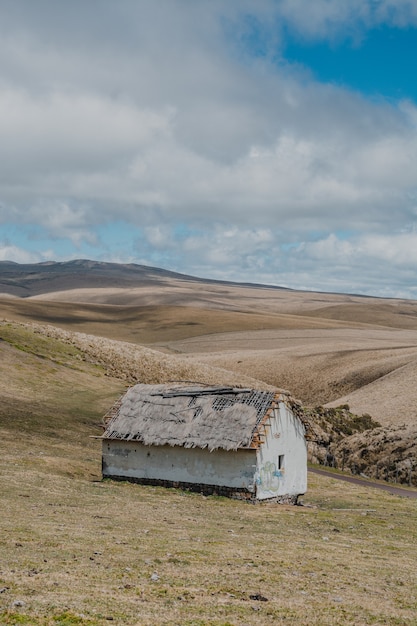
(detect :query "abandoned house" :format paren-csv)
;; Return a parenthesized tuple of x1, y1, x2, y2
(101, 383, 308, 503)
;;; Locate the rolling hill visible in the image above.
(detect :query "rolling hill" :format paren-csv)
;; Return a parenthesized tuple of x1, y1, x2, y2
(1, 264, 417, 624)
(1, 259, 416, 425)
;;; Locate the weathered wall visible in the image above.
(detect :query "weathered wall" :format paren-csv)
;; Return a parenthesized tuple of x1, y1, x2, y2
(102, 440, 257, 492)
(255, 403, 307, 500)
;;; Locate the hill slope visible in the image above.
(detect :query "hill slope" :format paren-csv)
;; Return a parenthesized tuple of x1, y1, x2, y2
(1, 260, 417, 425)
(2, 259, 417, 331)
(0, 259, 291, 299)
(1, 321, 417, 625)
(157, 328, 417, 425)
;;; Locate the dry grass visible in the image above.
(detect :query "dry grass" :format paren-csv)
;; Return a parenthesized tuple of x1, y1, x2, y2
(1, 433, 417, 625)
(2, 292, 417, 426)
(1, 266, 417, 428)
(161, 328, 417, 425)
(2, 449, 417, 626)
(23, 280, 417, 332)
(2, 267, 417, 623)
(19, 321, 273, 391)
(0, 298, 370, 344)
(1, 321, 417, 625)
(3, 319, 414, 487)
(333, 423, 417, 484)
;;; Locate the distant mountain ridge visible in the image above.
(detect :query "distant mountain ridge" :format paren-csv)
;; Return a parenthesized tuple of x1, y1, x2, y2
(0, 259, 291, 298)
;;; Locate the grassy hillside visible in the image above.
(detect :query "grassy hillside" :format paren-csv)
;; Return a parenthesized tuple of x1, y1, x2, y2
(164, 328, 417, 424)
(1, 265, 417, 428)
(0, 298, 370, 345)
(1, 323, 417, 625)
(0, 322, 125, 475)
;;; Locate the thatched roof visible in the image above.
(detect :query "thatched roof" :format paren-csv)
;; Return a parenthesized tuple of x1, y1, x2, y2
(102, 383, 283, 451)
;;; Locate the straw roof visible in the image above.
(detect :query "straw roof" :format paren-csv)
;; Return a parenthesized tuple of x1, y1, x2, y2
(102, 383, 281, 452)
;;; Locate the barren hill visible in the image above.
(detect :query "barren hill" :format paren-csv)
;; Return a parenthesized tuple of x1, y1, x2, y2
(1, 259, 416, 426)
(0, 259, 291, 299)
(2, 316, 416, 625)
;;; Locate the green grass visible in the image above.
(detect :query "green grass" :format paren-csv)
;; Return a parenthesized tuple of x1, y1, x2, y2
(0, 322, 86, 365)
(0, 322, 124, 442)
(1, 323, 417, 625)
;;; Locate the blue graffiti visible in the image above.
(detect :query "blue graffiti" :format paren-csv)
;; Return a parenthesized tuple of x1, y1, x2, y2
(257, 461, 284, 493)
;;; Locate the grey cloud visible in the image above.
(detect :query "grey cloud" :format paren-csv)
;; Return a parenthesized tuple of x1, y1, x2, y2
(0, 1, 416, 296)
(132, 225, 417, 299)
(279, 0, 417, 39)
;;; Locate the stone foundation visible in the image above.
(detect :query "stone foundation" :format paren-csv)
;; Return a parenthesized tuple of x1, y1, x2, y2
(102, 474, 301, 504)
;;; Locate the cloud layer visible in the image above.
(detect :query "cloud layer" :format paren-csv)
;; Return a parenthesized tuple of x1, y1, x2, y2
(0, 1, 416, 297)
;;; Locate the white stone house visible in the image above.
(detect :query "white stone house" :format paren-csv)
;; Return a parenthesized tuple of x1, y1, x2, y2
(101, 384, 308, 503)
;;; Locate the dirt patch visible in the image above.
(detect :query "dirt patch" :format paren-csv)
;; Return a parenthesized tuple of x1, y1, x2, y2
(164, 328, 417, 425)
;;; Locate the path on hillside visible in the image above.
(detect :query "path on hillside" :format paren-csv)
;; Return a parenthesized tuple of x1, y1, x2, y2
(308, 467, 417, 499)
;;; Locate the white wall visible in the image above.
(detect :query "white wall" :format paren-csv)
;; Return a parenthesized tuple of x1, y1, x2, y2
(102, 440, 257, 491)
(103, 403, 307, 501)
(255, 403, 307, 500)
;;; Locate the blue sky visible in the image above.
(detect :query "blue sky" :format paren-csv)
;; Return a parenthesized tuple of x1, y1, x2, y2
(0, 0, 417, 298)
(284, 25, 417, 101)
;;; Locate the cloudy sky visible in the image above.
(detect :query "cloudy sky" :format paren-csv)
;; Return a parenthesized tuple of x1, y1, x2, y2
(1, 0, 417, 298)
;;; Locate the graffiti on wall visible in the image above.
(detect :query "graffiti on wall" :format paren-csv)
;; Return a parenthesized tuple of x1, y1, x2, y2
(256, 461, 284, 493)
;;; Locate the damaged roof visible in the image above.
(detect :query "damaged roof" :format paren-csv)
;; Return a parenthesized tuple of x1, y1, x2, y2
(102, 383, 284, 451)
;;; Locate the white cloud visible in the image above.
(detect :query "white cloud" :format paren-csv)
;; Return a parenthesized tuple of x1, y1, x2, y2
(361, 232, 417, 265)
(29, 200, 99, 245)
(301, 230, 417, 269)
(144, 225, 176, 250)
(0, 244, 40, 264)
(0, 1, 416, 297)
(138, 224, 278, 276)
(133, 227, 417, 299)
(0, 88, 171, 185)
(278, 0, 417, 39)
